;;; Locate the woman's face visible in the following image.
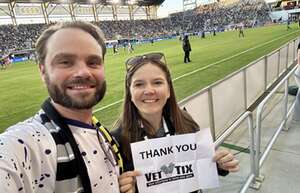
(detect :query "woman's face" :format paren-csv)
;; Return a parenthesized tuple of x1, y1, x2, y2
(130, 63, 170, 119)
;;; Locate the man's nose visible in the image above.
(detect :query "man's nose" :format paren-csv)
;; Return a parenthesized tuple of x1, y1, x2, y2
(73, 61, 91, 78)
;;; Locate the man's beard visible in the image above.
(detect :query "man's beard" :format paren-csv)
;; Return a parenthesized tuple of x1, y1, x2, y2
(44, 73, 106, 110)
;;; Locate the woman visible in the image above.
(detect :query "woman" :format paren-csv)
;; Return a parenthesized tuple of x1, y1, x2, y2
(113, 53, 239, 193)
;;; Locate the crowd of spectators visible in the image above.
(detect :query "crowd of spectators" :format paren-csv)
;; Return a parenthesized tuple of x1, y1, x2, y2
(0, 0, 271, 53)
(0, 23, 45, 54)
(169, 0, 270, 33)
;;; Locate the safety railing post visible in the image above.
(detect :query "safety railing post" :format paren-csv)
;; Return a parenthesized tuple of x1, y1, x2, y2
(253, 105, 265, 186)
(208, 88, 216, 141)
(264, 55, 268, 90)
(283, 80, 289, 131)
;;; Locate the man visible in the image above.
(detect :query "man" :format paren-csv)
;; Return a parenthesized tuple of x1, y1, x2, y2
(127, 42, 134, 53)
(0, 56, 4, 70)
(287, 17, 291, 30)
(113, 43, 118, 55)
(238, 23, 244, 38)
(182, 35, 192, 63)
(0, 21, 125, 193)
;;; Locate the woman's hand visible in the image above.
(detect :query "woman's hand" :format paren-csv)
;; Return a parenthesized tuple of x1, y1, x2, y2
(213, 149, 240, 172)
(119, 171, 141, 193)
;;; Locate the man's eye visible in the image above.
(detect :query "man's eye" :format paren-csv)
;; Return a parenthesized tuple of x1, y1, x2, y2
(58, 60, 71, 65)
(61, 61, 70, 64)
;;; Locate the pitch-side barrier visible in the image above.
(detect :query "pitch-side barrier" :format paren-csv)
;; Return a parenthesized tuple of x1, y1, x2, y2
(179, 37, 299, 192)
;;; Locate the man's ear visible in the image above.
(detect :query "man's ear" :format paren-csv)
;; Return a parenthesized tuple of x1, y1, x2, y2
(39, 64, 46, 83)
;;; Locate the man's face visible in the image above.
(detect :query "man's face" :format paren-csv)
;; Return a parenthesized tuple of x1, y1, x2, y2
(40, 28, 106, 110)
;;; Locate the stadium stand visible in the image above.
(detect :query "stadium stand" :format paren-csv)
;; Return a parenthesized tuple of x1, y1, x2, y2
(1, 1, 300, 193)
(0, 0, 270, 52)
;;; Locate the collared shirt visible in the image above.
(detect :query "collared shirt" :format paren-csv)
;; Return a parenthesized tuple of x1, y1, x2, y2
(0, 117, 120, 193)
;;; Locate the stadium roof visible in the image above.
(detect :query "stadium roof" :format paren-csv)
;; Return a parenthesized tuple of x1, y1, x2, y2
(0, 0, 165, 6)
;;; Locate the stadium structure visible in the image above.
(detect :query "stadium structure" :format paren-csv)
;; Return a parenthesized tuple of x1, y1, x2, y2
(264, 0, 300, 21)
(0, 0, 164, 25)
(0, 0, 283, 73)
(0, 0, 280, 25)
(0, 0, 300, 193)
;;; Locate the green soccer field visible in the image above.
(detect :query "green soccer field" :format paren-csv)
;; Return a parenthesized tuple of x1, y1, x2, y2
(0, 23, 299, 132)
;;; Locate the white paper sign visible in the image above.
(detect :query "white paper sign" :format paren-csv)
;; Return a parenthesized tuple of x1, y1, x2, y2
(130, 128, 219, 193)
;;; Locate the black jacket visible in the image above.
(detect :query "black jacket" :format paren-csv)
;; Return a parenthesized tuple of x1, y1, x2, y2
(182, 38, 191, 52)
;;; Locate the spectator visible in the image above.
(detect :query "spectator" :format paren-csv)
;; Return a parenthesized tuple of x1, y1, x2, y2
(292, 43, 300, 123)
(0, 0, 271, 52)
(112, 52, 239, 193)
(0, 21, 128, 193)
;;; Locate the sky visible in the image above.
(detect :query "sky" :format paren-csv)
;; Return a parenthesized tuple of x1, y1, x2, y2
(158, 0, 217, 18)
(157, 0, 189, 18)
(157, 0, 276, 18)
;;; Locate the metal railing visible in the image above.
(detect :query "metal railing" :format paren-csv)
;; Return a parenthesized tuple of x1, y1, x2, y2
(215, 112, 255, 182)
(239, 65, 298, 193)
(254, 66, 297, 186)
(179, 37, 299, 140)
(178, 37, 299, 193)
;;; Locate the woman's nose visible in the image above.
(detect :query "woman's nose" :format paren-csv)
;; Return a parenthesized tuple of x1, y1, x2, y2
(144, 84, 155, 95)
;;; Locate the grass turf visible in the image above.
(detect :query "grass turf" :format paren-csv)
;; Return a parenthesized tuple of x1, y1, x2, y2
(0, 23, 299, 132)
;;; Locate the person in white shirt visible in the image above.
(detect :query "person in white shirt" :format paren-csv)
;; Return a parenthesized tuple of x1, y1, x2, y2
(292, 42, 300, 122)
(0, 21, 128, 193)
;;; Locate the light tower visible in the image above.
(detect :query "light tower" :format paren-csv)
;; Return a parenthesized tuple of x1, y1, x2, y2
(182, 0, 197, 32)
(183, 0, 197, 11)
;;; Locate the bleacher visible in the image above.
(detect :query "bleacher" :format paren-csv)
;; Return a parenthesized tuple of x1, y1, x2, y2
(0, 0, 270, 53)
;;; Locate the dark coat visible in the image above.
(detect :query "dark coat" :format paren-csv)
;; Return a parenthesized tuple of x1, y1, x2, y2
(183, 38, 192, 52)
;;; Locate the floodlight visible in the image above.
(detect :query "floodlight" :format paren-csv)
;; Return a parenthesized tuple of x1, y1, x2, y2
(59, 0, 69, 3)
(111, 0, 120, 4)
(128, 0, 136, 5)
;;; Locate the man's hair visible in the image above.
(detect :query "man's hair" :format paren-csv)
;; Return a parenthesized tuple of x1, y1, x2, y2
(35, 21, 106, 65)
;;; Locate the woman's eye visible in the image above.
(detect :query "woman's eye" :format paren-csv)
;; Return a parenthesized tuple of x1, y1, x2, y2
(154, 81, 163, 85)
(134, 82, 144, 87)
(88, 60, 101, 67)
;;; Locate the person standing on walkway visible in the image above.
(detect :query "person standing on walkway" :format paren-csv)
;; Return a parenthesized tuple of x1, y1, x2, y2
(292, 42, 300, 123)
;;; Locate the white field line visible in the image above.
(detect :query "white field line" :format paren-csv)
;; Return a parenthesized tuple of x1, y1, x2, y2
(173, 30, 299, 81)
(1, 31, 298, 118)
(93, 30, 299, 113)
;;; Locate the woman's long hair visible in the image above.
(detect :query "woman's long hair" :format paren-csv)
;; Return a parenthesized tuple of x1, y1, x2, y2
(114, 58, 199, 159)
